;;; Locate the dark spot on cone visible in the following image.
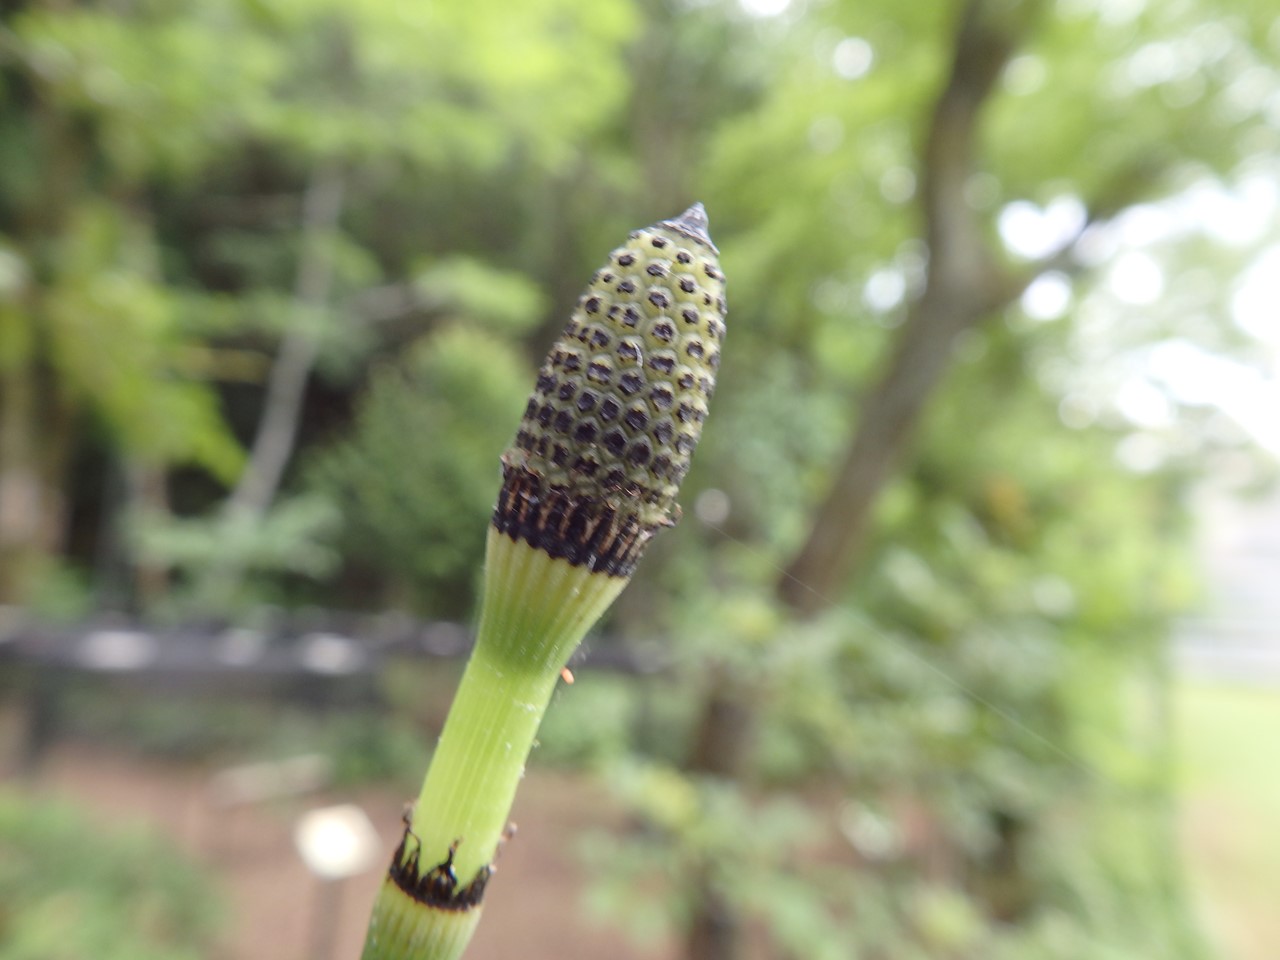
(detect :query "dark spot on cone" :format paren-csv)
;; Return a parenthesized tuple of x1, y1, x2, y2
(603, 430, 627, 455)
(652, 320, 676, 342)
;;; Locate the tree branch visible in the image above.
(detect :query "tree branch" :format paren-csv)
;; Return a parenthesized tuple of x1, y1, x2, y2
(777, 0, 1044, 617)
(226, 159, 346, 518)
(998, 152, 1175, 306)
(923, 0, 1038, 300)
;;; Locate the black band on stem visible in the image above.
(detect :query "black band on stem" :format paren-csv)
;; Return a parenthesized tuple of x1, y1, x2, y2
(491, 465, 668, 578)
(388, 828, 490, 912)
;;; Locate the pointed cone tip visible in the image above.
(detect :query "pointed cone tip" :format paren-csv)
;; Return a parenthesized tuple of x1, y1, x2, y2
(661, 202, 717, 252)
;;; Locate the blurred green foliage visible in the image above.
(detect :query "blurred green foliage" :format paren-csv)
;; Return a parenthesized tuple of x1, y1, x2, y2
(1178, 681, 1280, 960)
(0, 792, 221, 960)
(42, 679, 430, 790)
(130, 494, 342, 615)
(308, 328, 531, 615)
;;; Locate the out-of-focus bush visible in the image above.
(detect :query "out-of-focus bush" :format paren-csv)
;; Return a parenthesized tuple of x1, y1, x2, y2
(308, 327, 531, 617)
(0, 792, 221, 960)
(130, 494, 343, 617)
(50, 687, 429, 790)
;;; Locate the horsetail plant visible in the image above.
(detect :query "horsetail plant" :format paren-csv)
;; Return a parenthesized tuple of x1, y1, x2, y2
(360, 204, 727, 960)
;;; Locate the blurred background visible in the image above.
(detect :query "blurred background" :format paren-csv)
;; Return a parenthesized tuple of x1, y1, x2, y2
(1, 0, 1278, 958)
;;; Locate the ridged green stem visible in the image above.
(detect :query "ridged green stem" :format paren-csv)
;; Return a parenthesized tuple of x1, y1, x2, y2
(412, 526, 627, 882)
(361, 527, 628, 960)
(362, 881, 480, 960)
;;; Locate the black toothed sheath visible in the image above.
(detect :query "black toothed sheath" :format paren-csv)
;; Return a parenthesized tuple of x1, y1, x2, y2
(360, 204, 726, 960)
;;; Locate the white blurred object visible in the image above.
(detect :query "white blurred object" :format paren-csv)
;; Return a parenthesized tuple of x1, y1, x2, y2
(77, 629, 157, 671)
(294, 804, 382, 881)
(298, 632, 365, 674)
(694, 488, 732, 526)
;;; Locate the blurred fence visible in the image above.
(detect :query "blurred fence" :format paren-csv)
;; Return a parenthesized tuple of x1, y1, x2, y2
(0, 607, 667, 771)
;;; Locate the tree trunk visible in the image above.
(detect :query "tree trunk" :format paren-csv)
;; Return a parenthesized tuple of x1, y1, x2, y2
(125, 460, 173, 607)
(778, 0, 1040, 614)
(681, 676, 757, 960)
(685, 876, 739, 960)
(776, 286, 988, 615)
(0, 363, 43, 603)
(0, 350, 74, 604)
(0, 46, 85, 604)
(679, 3, 1044, 955)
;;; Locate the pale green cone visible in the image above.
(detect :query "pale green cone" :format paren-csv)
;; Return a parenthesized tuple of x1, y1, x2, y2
(497, 200, 726, 571)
